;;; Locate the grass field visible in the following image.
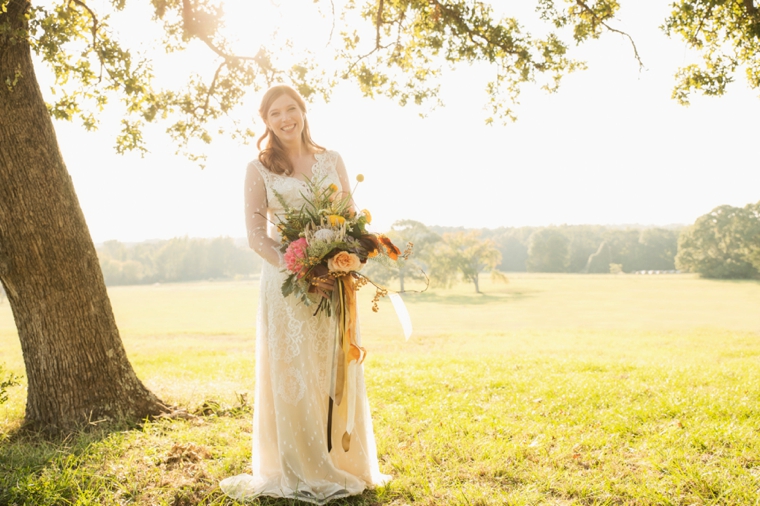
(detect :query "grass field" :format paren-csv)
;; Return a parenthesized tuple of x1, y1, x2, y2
(1, 274, 760, 505)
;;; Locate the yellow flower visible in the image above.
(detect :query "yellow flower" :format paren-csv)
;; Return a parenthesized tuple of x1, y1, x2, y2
(328, 215, 346, 227)
(356, 174, 364, 182)
(328, 183, 338, 193)
(361, 209, 372, 224)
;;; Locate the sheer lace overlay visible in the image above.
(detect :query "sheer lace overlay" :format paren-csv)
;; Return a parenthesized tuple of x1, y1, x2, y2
(222, 151, 390, 504)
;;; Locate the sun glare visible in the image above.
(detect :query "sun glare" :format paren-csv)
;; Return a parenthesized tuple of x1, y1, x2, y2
(222, 1, 336, 64)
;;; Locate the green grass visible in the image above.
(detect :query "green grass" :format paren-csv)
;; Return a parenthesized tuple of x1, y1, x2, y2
(1, 274, 760, 504)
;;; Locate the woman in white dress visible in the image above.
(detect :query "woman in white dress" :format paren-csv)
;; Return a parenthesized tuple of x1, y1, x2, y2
(220, 84, 390, 504)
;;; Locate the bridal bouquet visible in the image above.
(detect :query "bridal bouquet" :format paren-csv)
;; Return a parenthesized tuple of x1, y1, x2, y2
(273, 174, 404, 317)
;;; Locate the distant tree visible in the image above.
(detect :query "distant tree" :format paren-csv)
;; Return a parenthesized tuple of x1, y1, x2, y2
(99, 257, 144, 286)
(566, 226, 605, 272)
(490, 227, 535, 272)
(100, 240, 128, 262)
(635, 228, 680, 271)
(584, 241, 612, 273)
(363, 220, 438, 292)
(499, 235, 530, 272)
(676, 203, 760, 279)
(748, 248, 760, 274)
(746, 203, 760, 272)
(526, 228, 570, 272)
(603, 229, 641, 273)
(430, 231, 503, 293)
(96, 237, 261, 286)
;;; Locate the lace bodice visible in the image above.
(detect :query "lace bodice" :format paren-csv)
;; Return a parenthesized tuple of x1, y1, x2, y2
(244, 150, 351, 267)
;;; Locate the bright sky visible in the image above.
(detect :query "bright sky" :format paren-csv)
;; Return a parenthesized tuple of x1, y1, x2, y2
(41, 1, 760, 243)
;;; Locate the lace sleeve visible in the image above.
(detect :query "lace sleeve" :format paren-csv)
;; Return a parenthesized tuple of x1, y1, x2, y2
(333, 152, 356, 212)
(245, 162, 283, 267)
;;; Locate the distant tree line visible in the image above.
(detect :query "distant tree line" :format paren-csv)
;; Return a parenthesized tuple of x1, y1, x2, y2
(429, 224, 682, 275)
(369, 206, 757, 291)
(96, 237, 262, 286)
(97, 201, 759, 288)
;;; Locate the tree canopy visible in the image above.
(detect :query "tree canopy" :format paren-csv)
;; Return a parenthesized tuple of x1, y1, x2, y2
(3, 0, 760, 163)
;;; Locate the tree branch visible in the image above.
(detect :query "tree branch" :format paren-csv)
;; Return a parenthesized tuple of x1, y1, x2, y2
(376, 0, 384, 48)
(70, 0, 98, 48)
(428, 0, 520, 57)
(67, 0, 106, 80)
(689, 2, 715, 46)
(345, 43, 393, 75)
(326, 0, 336, 47)
(193, 60, 225, 118)
(744, 0, 758, 17)
(180, 0, 258, 63)
(575, 0, 644, 69)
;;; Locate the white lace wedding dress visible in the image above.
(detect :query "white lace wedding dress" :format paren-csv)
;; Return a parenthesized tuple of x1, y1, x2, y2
(220, 150, 390, 504)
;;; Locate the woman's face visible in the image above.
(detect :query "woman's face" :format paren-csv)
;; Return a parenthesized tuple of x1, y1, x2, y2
(265, 93, 305, 146)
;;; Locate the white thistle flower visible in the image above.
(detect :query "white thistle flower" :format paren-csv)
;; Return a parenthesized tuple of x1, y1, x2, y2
(313, 228, 336, 243)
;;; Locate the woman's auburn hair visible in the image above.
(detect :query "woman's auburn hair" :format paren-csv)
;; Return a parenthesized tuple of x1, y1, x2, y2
(257, 84, 325, 176)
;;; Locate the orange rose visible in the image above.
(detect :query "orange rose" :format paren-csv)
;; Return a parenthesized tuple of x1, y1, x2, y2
(327, 251, 363, 273)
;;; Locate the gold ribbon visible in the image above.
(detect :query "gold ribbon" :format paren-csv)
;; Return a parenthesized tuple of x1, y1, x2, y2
(328, 275, 366, 452)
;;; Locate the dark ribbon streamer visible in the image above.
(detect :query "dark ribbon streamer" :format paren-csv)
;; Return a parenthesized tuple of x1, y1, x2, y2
(327, 396, 334, 452)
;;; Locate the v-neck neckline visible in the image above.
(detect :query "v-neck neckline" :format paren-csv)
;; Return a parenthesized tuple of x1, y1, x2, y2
(287, 152, 321, 183)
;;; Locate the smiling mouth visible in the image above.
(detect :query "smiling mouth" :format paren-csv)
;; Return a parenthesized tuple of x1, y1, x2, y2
(282, 124, 296, 132)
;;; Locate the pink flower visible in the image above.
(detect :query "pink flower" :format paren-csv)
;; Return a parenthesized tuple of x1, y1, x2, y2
(284, 238, 308, 276)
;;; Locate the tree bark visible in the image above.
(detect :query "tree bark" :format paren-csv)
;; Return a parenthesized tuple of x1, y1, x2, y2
(0, 0, 166, 432)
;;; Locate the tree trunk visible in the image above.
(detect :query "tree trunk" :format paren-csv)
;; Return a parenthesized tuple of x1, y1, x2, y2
(472, 273, 480, 293)
(0, 1, 166, 432)
(399, 270, 405, 292)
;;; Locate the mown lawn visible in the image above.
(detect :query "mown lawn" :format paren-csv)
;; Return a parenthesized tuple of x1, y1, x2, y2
(1, 274, 759, 505)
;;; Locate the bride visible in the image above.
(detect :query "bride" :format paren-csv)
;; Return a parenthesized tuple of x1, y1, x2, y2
(220, 84, 390, 504)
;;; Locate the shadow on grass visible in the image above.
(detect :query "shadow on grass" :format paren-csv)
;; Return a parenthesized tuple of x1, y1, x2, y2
(0, 398, 255, 505)
(403, 289, 536, 305)
(705, 278, 760, 286)
(251, 489, 383, 506)
(0, 417, 149, 504)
